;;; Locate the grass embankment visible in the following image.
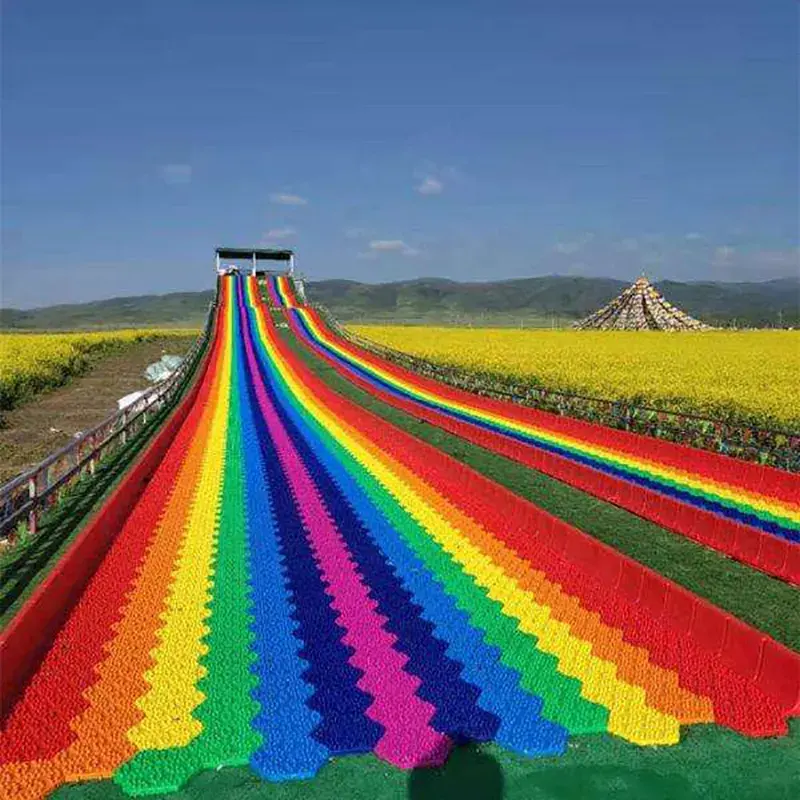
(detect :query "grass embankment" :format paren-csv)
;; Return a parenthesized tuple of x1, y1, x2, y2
(350, 326, 800, 432)
(282, 328, 800, 650)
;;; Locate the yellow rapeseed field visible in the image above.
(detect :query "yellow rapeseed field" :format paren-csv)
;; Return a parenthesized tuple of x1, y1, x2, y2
(0, 329, 198, 411)
(349, 326, 800, 430)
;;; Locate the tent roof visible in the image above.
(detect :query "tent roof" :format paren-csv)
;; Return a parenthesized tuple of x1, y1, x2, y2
(575, 276, 712, 331)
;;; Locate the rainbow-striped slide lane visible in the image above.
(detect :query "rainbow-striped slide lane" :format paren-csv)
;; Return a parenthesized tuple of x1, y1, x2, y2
(265, 273, 301, 308)
(286, 306, 800, 584)
(1, 274, 798, 799)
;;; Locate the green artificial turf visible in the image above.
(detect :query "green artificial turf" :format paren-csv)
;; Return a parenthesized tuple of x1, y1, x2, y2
(51, 720, 800, 800)
(280, 328, 800, 651)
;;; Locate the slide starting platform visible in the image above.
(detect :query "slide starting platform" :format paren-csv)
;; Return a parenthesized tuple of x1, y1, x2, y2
(214, 246, 306, 307)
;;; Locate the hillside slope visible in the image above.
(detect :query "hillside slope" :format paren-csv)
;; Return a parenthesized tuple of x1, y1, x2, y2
(1, 276, 797, 328)
(0, 291, 215, 330)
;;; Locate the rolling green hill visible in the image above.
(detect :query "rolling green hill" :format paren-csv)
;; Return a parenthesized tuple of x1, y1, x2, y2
(1, 276, 797, 329)
(307, 276, 799, 327)
(0, 292, 215, 330)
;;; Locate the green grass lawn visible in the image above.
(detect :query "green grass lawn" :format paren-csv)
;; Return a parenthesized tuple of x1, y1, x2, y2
(51, 720, 800, 800)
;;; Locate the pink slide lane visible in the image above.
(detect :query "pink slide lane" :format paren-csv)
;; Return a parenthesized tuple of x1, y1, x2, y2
(241, 329, 450, 767)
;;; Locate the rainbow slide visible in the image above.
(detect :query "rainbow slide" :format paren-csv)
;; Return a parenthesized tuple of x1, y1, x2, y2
(286, 306, 800, 584)
(0, 274, 797, 799)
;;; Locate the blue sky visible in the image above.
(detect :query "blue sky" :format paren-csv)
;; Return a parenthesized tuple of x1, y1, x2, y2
(2, 0, 798, 307)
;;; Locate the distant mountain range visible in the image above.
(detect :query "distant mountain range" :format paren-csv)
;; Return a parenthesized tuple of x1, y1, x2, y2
(2, 276, 798, 329)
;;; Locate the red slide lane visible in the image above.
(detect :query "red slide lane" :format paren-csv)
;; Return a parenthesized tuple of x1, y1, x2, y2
(344, 360, 798, 585)
(0, 310, 222, 727)
(268, 309, 800, 723)
(294, 312, 800, 585)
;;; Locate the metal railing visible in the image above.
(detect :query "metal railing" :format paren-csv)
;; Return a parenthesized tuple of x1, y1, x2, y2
(0, 301, 216, 542)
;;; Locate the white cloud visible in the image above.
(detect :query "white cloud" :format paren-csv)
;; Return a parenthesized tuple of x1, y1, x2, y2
(685, 232, 703, 241)
(270, 193, 308, 206)
(362, 239, 419, 257)
(713, 245, 736, 263)
(413, 162, 463, 195)
(552, 232, 594, 255)
(553, 242, 581, 255)
(416, 176, 444, 195)
(263, 227, 296, 240)
(160, 163, 192, 185)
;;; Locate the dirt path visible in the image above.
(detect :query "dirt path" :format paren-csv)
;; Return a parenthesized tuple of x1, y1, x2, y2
(0, 336, 197, 483)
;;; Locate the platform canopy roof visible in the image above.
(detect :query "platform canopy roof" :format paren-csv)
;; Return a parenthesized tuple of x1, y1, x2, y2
(216, 247, 293, 261)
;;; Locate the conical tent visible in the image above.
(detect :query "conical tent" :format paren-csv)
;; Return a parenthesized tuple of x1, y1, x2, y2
(574, 277, 712, 331)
